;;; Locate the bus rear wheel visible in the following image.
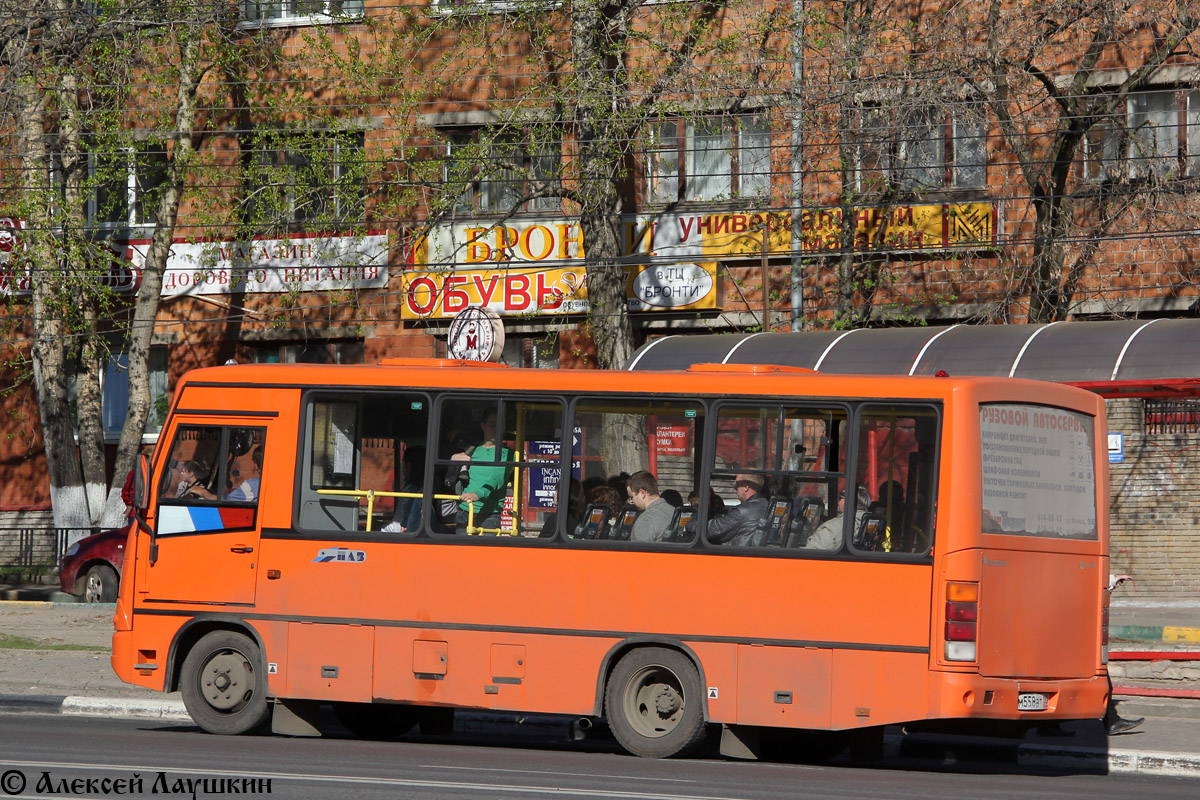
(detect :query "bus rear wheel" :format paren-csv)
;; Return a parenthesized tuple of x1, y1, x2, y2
(180, 630, 270, 735)
(605, 647, 707, 758)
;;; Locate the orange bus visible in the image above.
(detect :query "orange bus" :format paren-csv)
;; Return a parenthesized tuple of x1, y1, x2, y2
(113, 358, 1111, 758)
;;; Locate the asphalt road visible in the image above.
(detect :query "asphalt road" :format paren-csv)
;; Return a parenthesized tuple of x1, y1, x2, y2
(1, 712, 1198, 800)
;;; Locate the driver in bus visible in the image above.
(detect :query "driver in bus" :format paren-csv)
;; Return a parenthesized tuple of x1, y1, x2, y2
(706, 473, 770, 547)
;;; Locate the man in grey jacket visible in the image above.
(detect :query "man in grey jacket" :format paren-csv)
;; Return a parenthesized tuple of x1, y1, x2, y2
(628, 471, 675, 542)
(806, 485, 870, 551)
(707, 474, 770, 547)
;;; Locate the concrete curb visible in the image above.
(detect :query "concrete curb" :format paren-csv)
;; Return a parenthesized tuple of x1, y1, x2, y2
(61, 695, 190, 721)
(1020, 742, 1200, 777)
(1111, 625, 1200, 645)
(0, 600, 94, 608)
(0, 693, 188, 721)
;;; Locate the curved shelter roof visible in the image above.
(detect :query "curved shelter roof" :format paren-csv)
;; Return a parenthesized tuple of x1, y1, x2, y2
(625, 319, 1200, 396)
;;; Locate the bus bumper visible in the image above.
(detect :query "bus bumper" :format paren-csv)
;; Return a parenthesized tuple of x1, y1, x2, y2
(111, 630, 167, 692)
(934, 671, 1108, 721)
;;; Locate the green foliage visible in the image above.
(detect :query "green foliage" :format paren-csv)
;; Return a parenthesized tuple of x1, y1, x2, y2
(0, 633, 107, 653)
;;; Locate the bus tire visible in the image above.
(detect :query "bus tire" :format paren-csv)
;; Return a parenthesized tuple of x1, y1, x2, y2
(333, 702, 417, 740)
(605, 646, 707, 758)
(180, 630, 270, 735)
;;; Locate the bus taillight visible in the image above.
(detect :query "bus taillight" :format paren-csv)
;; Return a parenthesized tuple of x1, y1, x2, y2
(945, 581, 979, 662)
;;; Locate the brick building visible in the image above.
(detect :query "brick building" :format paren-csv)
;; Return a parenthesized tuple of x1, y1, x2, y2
(3, 1, 1200, 596)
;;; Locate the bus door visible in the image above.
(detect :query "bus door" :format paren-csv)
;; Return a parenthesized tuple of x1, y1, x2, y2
(145, 421, 270, 606)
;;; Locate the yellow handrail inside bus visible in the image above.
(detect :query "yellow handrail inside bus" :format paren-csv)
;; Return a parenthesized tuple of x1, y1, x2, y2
(315, 488, 519, 536)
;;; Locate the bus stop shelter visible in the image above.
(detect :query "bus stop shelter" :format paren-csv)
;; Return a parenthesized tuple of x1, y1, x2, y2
(626, 319, 1200, 602)
(626, 319, 1200, 397)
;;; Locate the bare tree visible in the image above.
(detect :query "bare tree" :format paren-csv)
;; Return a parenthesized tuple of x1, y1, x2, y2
(935, 0, 1200, 322)
(0, 3, 271, 528)
(99, 4, 246, 526)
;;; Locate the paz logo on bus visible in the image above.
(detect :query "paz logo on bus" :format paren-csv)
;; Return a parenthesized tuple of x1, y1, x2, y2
(313, 547, 366, 563)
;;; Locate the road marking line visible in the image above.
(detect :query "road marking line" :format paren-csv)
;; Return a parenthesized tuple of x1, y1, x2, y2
(423, 765, 694, 783)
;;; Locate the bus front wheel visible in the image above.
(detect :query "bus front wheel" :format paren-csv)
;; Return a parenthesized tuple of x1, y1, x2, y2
(180, 630, 270, 735)
(605, 647, 707, 758)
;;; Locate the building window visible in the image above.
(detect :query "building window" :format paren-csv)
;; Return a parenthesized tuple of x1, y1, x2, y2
(250, 131, 365, 226)
(241, 0, 363, 25)
(502, 334, 558, 369)
(69, 346, 169, 440)
(74, 143, 168, 231)
(895, 113, 944, 191)
(249, 341, 364, 364)
(953, 115, 988, 188)
(856, 107, 987, 193)
(1086, 88, 1198, 180)
(647, 114, 771, 203)
(102, 348, 171, 438)
(445, 130, 561, 215)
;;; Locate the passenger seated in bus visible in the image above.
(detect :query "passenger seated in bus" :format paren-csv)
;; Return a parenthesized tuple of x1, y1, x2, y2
(586, 484, 624, 539)
(606, 472, 632, 496)
(806, 485, 869, 550)
(707, 473, 770, 547)
(456, 408, 511, 533)
(383, 446, 425, 534)
(176, 460, 216, 500)
(661, 489, 683, 508)
(627, 471, 675, 543)
(688, 488, 726, 518)
(541, 478, 585, 538)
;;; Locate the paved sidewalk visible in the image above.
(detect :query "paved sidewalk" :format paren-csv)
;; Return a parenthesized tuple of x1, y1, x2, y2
(2, 595, 1200, 776)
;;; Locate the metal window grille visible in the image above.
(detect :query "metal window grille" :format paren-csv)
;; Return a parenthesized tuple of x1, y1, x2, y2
(1144, 399, 1200, 434)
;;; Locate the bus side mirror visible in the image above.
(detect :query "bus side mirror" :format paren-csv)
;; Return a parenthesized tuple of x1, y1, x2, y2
(133, 453, 151, 512)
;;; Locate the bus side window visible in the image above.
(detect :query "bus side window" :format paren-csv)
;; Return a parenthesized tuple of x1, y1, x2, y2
(298, 393, 432, 534)
(708, 404, 847, 550)
(854, 405, 938, 555)
(361, 394, 430, 535)
(570, 397, 704, 546)
(223, 428, 263, 503)
(432, 396, 564, 537)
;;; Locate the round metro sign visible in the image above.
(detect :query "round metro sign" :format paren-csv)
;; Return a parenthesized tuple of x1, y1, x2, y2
(447, 306, 505, 362)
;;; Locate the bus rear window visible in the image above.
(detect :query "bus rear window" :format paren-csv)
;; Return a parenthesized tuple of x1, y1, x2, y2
(980, 404, 1097, 539)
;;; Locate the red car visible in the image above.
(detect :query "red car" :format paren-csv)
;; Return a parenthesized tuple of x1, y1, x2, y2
(58, 525, 128, 603)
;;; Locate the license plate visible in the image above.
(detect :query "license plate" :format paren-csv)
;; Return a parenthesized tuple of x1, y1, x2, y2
(1018, 693, 1049, 711)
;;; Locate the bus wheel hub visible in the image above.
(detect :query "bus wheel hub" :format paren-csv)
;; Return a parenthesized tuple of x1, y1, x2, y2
(655, 686, 680, 717)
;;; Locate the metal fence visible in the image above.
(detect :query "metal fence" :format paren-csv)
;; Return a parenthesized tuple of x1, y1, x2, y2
(0, 527, 95, 576)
